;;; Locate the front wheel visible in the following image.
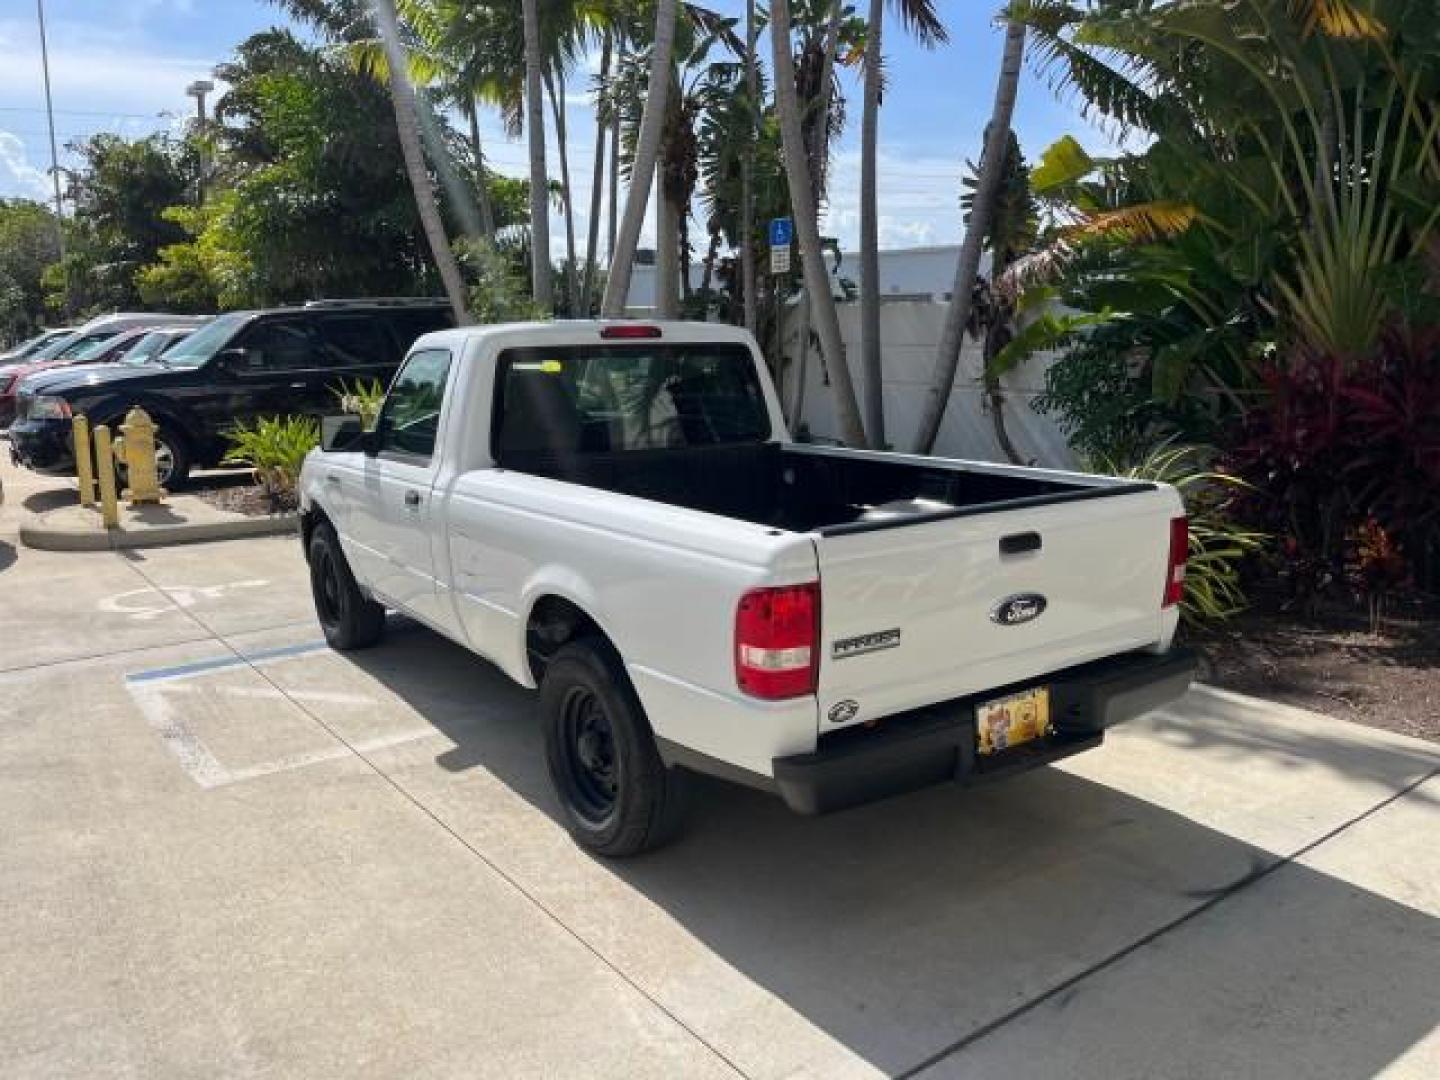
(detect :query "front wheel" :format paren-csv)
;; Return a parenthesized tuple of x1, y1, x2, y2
(540, 639, 687, 857)
(308, 523, 385, 650)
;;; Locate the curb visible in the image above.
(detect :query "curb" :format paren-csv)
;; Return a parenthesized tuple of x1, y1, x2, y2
(19, 511, 299, 552)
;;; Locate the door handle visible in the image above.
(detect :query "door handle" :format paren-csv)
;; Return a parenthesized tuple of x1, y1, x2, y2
(324, 474, 341, 486)
(404, 489, 422, 508)
(289, 381, 307, 389)
(1000, 531, 1042, 556)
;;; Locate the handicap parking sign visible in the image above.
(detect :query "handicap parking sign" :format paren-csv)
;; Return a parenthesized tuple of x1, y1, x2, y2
(768, 217, 794, 248)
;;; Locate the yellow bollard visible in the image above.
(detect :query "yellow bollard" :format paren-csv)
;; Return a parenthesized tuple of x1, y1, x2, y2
(111, 406, 167, 507)
(72, 415, 96, 507)
(94, 424, 119, 529)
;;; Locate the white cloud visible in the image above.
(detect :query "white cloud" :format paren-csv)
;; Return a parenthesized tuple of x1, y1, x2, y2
(0, 131, 50, 200)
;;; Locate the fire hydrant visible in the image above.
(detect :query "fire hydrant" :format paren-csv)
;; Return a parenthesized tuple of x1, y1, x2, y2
(112, 406, 167, 506)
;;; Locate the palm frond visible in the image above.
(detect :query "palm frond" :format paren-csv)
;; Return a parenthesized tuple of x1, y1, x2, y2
(1067, 201, 1198, 245)
(1286, 0, 1388, 41)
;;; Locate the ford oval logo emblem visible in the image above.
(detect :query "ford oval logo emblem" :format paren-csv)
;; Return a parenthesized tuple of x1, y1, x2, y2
(990, 593, 1047, 626)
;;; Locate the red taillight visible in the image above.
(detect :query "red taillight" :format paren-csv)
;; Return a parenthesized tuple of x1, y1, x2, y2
(1163, 516, 1188, 607)
(735, 583, 820, 700)
(600, 324, 662, 339)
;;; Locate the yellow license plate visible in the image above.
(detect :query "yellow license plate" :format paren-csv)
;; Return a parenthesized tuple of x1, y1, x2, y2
(976, 687, 1051, 756)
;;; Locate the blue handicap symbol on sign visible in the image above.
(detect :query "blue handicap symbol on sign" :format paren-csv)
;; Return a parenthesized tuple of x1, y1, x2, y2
(768, 217, 794, 247)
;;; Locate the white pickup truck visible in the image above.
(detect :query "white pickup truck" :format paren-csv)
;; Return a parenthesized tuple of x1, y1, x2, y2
(299, 320, 1194, 855)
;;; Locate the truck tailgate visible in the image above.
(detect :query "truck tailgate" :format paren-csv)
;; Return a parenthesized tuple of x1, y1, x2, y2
(813, 488, 1179, 730)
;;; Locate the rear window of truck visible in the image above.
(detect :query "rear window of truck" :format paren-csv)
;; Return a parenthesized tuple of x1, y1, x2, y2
(493, 344, 772, 460)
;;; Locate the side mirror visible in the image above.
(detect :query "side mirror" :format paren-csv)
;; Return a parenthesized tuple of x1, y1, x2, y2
(320, 414, 364, 452)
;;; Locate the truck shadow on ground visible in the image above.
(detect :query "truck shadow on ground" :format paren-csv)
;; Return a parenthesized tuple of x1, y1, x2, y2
(340, 620, 1440, 1080)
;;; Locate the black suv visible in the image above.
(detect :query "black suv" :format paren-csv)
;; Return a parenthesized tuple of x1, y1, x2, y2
(9, 300, 453, 487)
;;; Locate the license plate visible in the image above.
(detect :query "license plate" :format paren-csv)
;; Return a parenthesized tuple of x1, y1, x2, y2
(976, 687, 1051, 756)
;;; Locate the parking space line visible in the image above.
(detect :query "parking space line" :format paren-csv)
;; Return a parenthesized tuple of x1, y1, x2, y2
(125, 640, 330, 685)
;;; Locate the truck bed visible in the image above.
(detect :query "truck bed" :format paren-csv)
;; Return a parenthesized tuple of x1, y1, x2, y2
(496, 441, 1152, 535)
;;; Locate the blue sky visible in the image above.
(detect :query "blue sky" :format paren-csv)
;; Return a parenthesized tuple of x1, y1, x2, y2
(0, 0, 1115, 252)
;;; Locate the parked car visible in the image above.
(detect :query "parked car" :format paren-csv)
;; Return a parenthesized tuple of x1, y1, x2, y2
(9, 299, 453, 487)
(112, 326, 198, 366)
(0, 316, 205, 429)
(1, 327, 76, 364)
(299, 320, 1196, 856)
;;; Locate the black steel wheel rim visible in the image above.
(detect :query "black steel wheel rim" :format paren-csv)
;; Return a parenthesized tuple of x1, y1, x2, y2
(559, 685, 619, 824)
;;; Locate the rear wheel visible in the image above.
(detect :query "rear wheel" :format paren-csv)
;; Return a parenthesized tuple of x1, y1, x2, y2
(308, 523, 385, 650)
(540, 639, 686, 856)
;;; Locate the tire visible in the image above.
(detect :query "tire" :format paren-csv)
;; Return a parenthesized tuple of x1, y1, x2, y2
(308, 523, 385, 650)
(540, 639, 687, 857)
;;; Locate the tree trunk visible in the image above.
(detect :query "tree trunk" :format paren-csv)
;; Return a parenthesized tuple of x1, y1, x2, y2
(601, 0, 678, 317)
(741, 0, 758, 334)
(521, 0, 553, 309)
(545, 67, 579, 314)
(608, 110, 620, 260)
(913, 20, 1025, 454)
(859, 0, 885, 448)
(581, 32, 612, 314)
(656, 163, 681, 318)
(373, 0, 471, 325)
(771, 0, 866, 447)
(465, 98, 496, 238)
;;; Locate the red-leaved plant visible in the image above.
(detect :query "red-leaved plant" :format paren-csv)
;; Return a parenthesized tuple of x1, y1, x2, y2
(1222, 327, 1440, 605)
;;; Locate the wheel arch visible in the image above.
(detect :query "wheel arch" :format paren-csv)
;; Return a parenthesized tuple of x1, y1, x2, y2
(522, 591, 622, 688)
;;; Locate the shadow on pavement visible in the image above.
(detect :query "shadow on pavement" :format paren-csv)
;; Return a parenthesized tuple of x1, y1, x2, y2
(0, 540, 15, 572)
(338, 620, 1440, 1079)
(23, 488, 76, 514)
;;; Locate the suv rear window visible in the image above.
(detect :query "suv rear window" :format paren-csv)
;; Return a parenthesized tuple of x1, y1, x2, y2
(494, 344, 771, 460)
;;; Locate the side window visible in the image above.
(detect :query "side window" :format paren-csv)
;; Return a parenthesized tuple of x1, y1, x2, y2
(318, 315, 388, 369)
(378, 349, 452, 461)
(236, 319, 317, 372)
(387, 309, 455, 355)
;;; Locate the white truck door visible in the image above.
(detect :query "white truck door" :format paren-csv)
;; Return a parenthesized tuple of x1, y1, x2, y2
(351, 347, 454, 629)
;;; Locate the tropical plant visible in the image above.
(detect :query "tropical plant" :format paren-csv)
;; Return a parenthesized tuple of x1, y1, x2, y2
(913, 14, 1027, 454)
(858, 0, 947, 448)
(222, 415, 321, 508)
(771, 0, 867, 446)
(1221, 328, 1440, 602)
(455, 237, 551, 322)
(333, 377, 387, 429)
(522, 0, 555, 309)
(603, 0, 680, 316)
(1093, 442, 1267, 626)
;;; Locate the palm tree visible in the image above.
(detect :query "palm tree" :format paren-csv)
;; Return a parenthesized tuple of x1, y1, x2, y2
(601, 0, 679, 317)
(373, 0, 472, 323)
(771, 0, 867, 447)
(740, 0, 759, 334)
(913, 15, 1025, 454)
(580, 30, 614, 313)
(522, 0, 554, 309)
(859, 0, 946, 448)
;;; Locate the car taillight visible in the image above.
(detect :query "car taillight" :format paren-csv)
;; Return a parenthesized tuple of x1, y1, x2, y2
(1163, 516, 1188, 607)
(735, 583, 820, 700)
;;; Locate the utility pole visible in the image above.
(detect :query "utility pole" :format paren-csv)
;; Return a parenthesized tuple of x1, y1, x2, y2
(36, 0, 65, 260)
(186, 79, 214, 205)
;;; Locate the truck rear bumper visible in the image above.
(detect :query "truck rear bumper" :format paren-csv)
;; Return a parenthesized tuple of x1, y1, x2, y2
(772, 647, 1196, 815)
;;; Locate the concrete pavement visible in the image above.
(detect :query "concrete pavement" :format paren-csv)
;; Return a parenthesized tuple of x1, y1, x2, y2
(1, 453, 1437, 1078)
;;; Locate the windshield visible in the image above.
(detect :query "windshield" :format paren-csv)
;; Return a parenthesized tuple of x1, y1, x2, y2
(71, 334, 132, 363)
(158, 312, 249, 369)
(122, 330, 190, 365)
(31, 332, 84, 361)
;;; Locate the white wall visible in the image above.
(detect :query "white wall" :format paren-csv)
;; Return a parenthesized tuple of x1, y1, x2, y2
(782, 299, 1076, 469)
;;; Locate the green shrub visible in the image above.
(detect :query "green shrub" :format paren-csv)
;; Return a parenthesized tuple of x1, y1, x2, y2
(334, 377, 386, 429)
(1092, 443, 1266, 627)
(222, 415, 320, 508)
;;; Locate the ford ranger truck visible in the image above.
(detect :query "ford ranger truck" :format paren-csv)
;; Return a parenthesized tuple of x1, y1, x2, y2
(299, 320, 1195, 856)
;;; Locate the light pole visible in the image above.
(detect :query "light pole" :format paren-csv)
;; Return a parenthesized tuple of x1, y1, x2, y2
(36, 0, 65, 260)
(186, 79, 214, 205)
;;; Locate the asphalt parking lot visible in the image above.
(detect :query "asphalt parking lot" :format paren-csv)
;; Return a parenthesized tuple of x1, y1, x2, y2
(2, 455, 1438, 1079)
